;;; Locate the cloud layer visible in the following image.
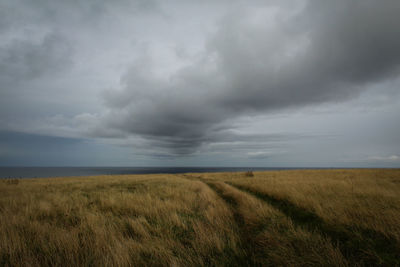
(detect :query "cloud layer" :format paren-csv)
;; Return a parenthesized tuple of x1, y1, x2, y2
(99, 0, 400, 155)
(0, 0, 399, 165)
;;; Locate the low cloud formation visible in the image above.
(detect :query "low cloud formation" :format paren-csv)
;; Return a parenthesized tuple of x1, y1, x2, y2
(100, 0, 400, 155)
(368, 155, 400, 162)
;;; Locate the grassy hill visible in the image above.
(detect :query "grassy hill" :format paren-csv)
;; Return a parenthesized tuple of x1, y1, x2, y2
(1, 169, 399, 266)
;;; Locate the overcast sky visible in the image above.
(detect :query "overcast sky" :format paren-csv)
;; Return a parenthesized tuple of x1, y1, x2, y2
(0, 0, 399, 167)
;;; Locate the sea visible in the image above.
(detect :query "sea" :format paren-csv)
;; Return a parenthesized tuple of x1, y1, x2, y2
(0, 167, 302, 179)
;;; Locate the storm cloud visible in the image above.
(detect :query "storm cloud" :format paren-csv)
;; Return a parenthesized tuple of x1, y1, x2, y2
(0, 0, 399, 166)
(100, 0, 400, 155)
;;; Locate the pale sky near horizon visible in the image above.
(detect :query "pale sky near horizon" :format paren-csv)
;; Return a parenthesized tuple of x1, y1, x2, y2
(0, 0, 400, 167)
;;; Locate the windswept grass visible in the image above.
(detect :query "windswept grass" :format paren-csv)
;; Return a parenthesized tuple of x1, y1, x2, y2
(0, 175, 242, 266)
(1, 169, 399, 266)
(205, 181, 347, 266)
(203, 169, 400, 265)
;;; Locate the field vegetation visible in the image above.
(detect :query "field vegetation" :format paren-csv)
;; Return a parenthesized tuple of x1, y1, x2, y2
(1, 169, 399, 266)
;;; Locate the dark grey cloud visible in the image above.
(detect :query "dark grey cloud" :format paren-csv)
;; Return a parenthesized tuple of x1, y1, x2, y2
(0, 31, 73, 126)
(0, 32, 72, 87)
(100, 0, 400, 155)
(211, 0, 400, 109)
(104, 130, 301, 158)
(0, 0, 162, 88)
(0, 0, 162, 132)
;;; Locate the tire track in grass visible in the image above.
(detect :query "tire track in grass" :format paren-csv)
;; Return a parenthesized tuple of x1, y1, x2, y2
(204, 182, 246, 228)
(176, 175, 250, 266)
(179, 175, 257, 266)
(200, 180, 348, 267)
(179, 175, 246, 229)
(180, 175, 353, 266)
(228, 182, 400, 266)
(203, 181, 261, 266)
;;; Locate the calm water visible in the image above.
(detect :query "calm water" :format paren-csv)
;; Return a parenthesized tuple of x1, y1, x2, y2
(0, 167, 303, 179)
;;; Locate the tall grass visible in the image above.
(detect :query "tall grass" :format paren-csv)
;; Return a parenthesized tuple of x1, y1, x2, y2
(203, 169, 400, 265)
(219, 169, 400, 242)
(0, 175, 242, 266)
(1, 169, 399, 266)
(206, 181, 347, 266)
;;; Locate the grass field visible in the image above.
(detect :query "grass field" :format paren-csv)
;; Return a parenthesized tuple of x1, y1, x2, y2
(1, 169, 399, 266)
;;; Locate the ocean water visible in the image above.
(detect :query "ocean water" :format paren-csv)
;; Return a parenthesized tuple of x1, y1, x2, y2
(0, 167, 301, 179)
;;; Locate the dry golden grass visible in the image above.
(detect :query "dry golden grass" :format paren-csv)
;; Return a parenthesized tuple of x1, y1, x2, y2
(0, 175, 242, 266)
(202, 169, 400, 265)
(1, 169, 399, 266)
(205, 181, 347, 266)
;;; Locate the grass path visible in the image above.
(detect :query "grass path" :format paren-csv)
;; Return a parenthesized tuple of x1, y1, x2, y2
(179, 175, 252, 265)
(181, 174, 347, 266)
(203, 181, 254, 266)
(227, 182, 400, 266)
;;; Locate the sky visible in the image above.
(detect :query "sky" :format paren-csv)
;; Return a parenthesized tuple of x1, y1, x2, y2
(0, 0, 399, 167)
